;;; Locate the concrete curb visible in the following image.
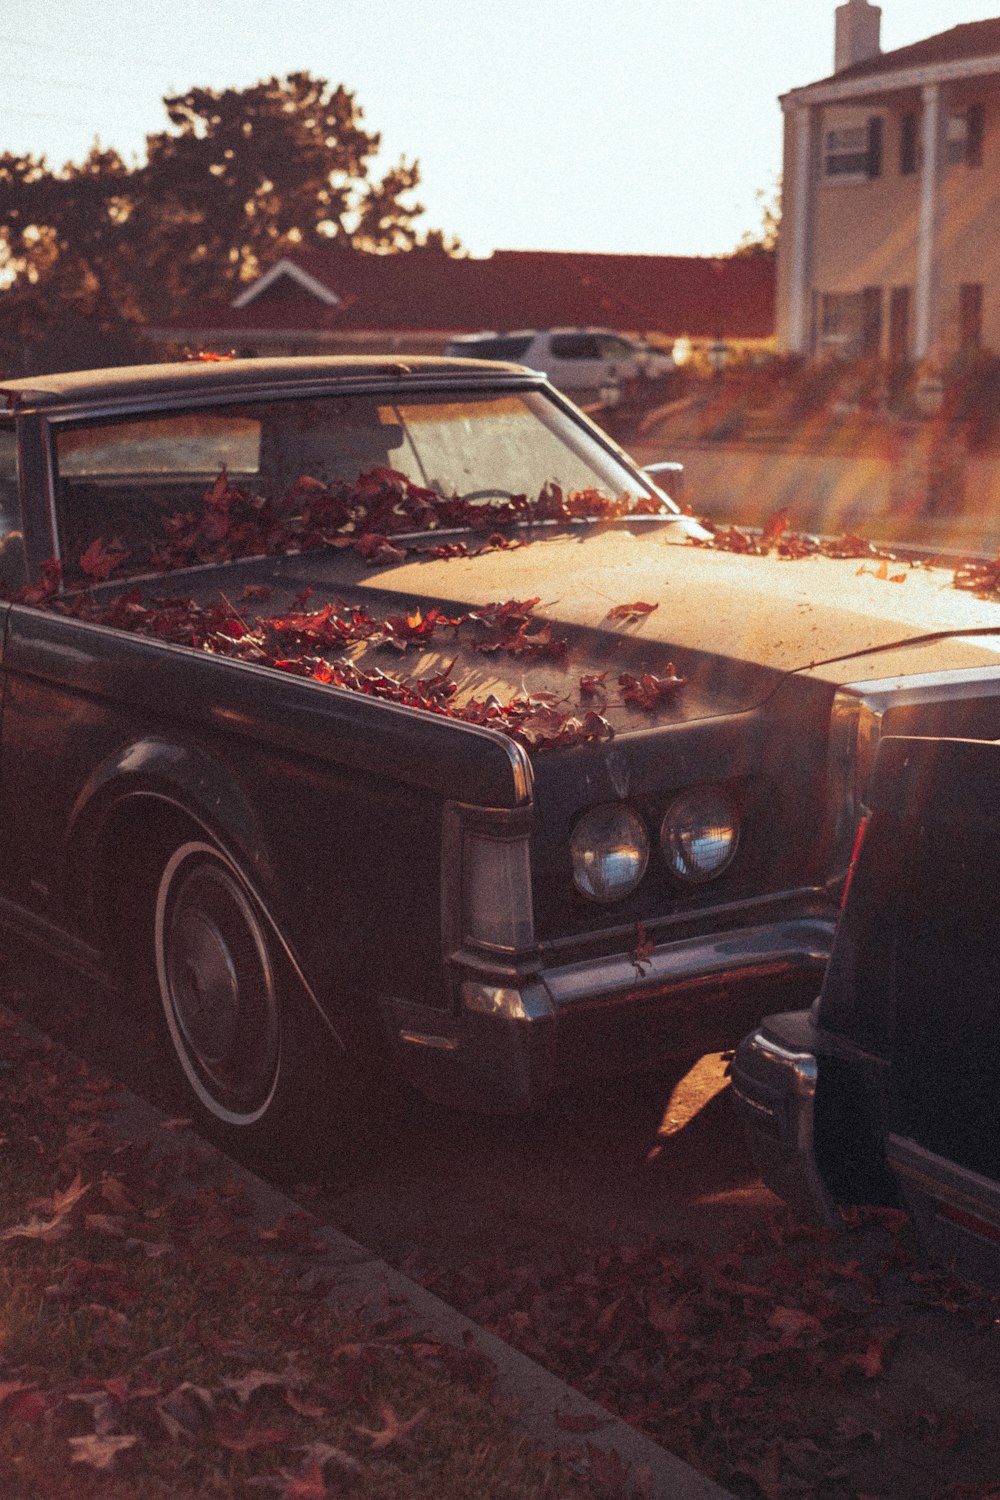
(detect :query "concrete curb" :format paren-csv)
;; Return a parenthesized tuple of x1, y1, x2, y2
(15, 1011, 731, 1500)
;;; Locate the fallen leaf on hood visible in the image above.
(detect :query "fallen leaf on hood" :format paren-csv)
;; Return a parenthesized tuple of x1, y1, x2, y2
(79, 536, 129, 581)
(607, 601, 659, 621)
(760, 507, 791, 549)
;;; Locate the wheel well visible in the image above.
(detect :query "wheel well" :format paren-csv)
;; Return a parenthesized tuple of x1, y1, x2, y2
(94, 798, 208, 993)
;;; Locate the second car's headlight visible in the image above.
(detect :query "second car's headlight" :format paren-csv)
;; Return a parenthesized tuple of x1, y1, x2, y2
(661, 786, 739, 883)
(571, 803, 649, 902)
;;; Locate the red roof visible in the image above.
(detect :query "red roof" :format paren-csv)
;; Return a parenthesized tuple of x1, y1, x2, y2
(155, 249, 775, 341)
(818, 17, 1000, 85)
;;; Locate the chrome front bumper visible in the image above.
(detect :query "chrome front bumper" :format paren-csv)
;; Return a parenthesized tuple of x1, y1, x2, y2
(730, 1016, 838, 1223)
(390, 911, 836, 1113)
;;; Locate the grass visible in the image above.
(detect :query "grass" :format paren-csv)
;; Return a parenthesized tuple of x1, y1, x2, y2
(0, 1013, 603, 1500)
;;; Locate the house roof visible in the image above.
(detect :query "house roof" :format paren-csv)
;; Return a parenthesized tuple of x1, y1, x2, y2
(840, 18, 1000, 81)
(805, 17, 1000, 90)
(153, 248, 775, 342)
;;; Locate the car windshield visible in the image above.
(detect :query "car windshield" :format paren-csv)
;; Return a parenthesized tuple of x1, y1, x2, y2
(54, 387, 671, 580)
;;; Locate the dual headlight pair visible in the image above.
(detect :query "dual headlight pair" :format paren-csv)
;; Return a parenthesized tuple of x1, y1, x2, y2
(570, 786, 739, 903)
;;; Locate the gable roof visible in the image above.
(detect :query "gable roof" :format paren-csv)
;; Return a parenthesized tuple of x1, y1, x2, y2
(789, 16, 1000, 103)
(834, 17, 1000, 83)
(155, 248, 774, 342)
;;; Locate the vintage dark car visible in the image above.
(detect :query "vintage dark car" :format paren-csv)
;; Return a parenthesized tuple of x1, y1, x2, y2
(732, 731, 1000, 1285)
(5, 354, 1000, 1167)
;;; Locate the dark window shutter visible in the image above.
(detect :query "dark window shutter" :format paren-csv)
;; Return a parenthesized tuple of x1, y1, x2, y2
(862, 287, 883, 356)
(967, 103, 985, 167)
(960, 283, 983, 349)
(900, 112, 917, 175)
(867, 116, 884, 178)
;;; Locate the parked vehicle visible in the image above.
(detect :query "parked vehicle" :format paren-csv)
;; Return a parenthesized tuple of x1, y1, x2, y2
(732, 730, 1000, 1285)
(4, 354, 1000, 1170)
(443, 328, 674, 405)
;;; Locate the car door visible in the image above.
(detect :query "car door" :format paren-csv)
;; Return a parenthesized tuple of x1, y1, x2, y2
(0, 419, 28, 662)
(544, 332, 610, 399)
(883, 736, 1000, 1180)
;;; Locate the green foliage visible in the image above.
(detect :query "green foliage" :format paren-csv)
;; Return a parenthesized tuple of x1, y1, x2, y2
(0, 72, 458, 331)
(732, 181, 781, 258)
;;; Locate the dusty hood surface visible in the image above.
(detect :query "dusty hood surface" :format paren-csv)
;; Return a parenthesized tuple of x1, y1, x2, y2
(233, 522, 1000, 729)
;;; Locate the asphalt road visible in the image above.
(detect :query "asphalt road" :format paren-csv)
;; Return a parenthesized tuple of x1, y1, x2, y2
(0, 935, 778, 1274)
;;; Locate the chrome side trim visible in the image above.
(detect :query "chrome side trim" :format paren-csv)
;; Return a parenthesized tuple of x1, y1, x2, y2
(399, 1031, 460, 1053)
(826, 686, 884, 885)
(887, 1134, 1000, 1231)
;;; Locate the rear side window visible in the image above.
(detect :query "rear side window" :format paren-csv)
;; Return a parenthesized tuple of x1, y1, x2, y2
(455, 336, 533, 362)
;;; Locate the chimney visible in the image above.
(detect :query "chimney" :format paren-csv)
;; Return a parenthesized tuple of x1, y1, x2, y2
(835, 0, 882, 72)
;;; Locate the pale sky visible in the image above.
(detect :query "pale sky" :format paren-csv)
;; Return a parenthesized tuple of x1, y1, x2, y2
(3, 0, 1000, 259)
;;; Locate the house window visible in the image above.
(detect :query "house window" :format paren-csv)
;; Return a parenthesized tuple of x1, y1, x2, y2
(819, 288, 882, 358)
(824, 117, 883, 179)
(900, 113, 918, 175)
(946, 105, 985, 167)
(960, 284, 983, 350)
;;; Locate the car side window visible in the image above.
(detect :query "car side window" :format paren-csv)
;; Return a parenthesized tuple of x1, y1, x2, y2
(0, 426, 28, 593)
(597, 336, 636, 359)
(54, 410, 264, 575)
(549, 334, 602, 361)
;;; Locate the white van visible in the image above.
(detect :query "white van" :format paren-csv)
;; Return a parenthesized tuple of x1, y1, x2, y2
(444, 328, 674, 405)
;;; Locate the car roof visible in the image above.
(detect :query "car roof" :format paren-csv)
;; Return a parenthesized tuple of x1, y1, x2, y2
(0, 354, 541, 413)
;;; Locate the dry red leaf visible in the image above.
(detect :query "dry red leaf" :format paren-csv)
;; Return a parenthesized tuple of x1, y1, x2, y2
(223, 1369, 292, 1404)
(631, 925, 655, 978)
(760, 506, 791, 549)
(278, 1460, 328, 1500)
(79, 536, 130, 581)
(606, 601, 659, 621)
(213, 1415, 292, 1452)
(839, 1338, 889, 1379)
(585, 1441, 632, 1498)
(354, 1399, 427, 1451)
(618, 667, 686, 711)
(68, 1433, 138, 1470)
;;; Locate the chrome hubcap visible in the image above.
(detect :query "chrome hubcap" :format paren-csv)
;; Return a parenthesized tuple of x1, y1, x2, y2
(158, 847, 280, 1122)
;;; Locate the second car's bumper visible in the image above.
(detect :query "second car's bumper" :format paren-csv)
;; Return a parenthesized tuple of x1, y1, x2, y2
(730, 1011, 838, 1222)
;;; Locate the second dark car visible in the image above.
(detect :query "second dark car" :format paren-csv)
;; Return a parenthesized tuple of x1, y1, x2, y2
(733, 730, 1000, 1286)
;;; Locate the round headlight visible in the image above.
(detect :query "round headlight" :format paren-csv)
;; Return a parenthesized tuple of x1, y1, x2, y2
(660, 786, 739, 884)
(571, 803, 649, 903)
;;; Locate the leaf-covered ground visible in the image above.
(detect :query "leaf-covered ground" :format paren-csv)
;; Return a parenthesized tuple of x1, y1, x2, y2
(0, 1011, 605, 1500)
(408, 1204, 1000, 1500)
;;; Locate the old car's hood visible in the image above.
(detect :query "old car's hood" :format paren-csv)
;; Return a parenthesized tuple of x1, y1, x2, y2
(191, 521, 1000, 730)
